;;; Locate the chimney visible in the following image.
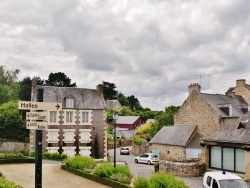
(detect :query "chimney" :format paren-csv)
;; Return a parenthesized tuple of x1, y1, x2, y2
(188, 83, 201, 95)
(96, 84, 104, 98)
(236, 79, 246, 87)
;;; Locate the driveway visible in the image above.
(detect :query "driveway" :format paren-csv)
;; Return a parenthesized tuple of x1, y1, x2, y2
(0, 160, 110, 188)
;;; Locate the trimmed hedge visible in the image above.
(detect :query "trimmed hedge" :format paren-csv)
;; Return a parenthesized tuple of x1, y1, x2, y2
(61, 165, 131, 188)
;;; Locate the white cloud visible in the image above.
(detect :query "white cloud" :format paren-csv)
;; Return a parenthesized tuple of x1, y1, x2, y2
(1, 0, 250, 110)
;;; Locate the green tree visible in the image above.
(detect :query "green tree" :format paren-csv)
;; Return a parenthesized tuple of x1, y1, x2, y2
(127, 95, 142, 111)
(149, 106, 179, 137)
(117, 92, 129, 106)
(119, 106, 135, 116)
(19, 76, 44, 101)
(102, 81, 118, 100)
(0, 66, 20, 105)
(45, 72, 76, 87)
(0, 101, 28, 141)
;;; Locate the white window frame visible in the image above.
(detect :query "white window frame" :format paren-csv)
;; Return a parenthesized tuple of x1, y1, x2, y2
(62, 147, 76, 157)
(66, 98, 74, 108)
(46, 147, 59, 153)
(64, 110, 75, 124)
(49, 111, 57, 123)
(79, 129, 91, 143)
(63, 129, 75, 143)
(79, 146, 91, 157)
(47, 129, 59, 143)
(79, 110, 92, 125)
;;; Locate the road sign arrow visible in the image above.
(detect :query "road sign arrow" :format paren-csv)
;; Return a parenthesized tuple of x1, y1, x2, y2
(56, 103, 60, 110)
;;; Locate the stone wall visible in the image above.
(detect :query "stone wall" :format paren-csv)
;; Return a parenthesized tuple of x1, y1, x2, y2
(0, 142, 29, 153)
(232, 79, 250, 104)
(160, 160, 205, 177)
(132, 140, 149, 156)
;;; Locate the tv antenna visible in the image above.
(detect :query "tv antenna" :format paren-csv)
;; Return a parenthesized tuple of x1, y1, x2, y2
(190, 74, 210, 86)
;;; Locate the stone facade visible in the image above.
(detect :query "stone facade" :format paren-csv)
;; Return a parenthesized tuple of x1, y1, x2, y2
(0, 142, 29, 153)
(150, 144, 185, 161)
(159, 160, 205, 177)
(229, 79, 250, 105)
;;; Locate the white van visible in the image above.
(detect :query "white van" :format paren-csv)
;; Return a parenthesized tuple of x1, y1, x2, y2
(202, 171, 249, 188)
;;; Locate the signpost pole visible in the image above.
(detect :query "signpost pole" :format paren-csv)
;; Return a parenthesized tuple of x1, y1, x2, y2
(35, 88, 43, 188)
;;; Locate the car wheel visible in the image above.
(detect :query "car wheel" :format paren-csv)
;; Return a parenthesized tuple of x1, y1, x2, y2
(135, 159, 138, 163)
(147, 160, 151, 165)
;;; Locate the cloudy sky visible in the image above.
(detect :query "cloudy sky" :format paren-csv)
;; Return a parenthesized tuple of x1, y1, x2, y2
(1, 0, 250, 110)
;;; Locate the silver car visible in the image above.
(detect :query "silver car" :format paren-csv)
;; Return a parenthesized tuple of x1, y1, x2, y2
(120, 147, 130, 155)
(134, 153, 159, 165)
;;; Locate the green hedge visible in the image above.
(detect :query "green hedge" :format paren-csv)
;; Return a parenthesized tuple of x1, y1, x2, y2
(0, 177, 23, 188)
(61, 165, 131, 188)
(0, 158, 35, 164)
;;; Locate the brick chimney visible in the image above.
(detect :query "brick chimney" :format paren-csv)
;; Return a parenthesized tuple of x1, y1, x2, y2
(96, 84, 104, 98)
(188, 83, 201, 95)
(236, 79, 246, 87)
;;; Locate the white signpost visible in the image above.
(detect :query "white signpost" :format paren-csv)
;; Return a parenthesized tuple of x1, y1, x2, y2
(18, 101, 62, 130)
(18, 101, 62, 111)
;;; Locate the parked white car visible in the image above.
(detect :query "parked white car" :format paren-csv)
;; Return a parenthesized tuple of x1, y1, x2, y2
(203, 171, 249, 188)
(134, 153, 159, 165)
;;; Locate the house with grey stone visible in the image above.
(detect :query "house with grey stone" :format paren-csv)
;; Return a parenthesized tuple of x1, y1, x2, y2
(150, 82, 248, 162)
(106, 99, 122, 111)
(30, 79, 107, 159)
(201, 112, 250, 179)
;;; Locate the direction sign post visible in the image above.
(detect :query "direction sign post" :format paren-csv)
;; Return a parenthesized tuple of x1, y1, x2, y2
(18, 101, 62, 111)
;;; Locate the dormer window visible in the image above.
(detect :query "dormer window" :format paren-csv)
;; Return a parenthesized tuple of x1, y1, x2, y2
(217, 104, 232, 116)
(239, 105, 248, 113)
(66, 98, 74, 108)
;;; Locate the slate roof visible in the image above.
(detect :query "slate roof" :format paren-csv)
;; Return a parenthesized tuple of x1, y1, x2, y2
(200, 93, 247, 117)
(149, 125, 197, 147)
(116, 130, 135, 139)
(116, 116, 140, 124)
(37, 85, 106, 110)
(202, 112, 250, 144)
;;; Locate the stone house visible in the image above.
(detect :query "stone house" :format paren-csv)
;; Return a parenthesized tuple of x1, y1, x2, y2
(149, 82, 248, 162)
(30, 80, 107, 159)
(201, 112, 250, 179)
(106, 99, 122, 111)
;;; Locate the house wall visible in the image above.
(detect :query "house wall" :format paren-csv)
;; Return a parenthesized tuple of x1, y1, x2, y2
(150, 144, 185, 161)
(231, 79, 250, 105)
(175, 89, 220, 137)
(111, 100, 123, 111)
(245, 151, 250, 179)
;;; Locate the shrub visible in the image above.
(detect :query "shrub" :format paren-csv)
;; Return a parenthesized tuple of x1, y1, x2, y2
(0, 153, 23, 159)
(149, 172, 189, 188)
(93, 163, 132, 184)
(0, 177, 23, 188)
(0, 171, 3, 177)
(64, 156, 96, 171)
(43, 152, 67, 161)
(133, 136, 143, 145)
(29, 151, 35, 157)
(18, 149, 29, 156)
(133, 176, 150, 188)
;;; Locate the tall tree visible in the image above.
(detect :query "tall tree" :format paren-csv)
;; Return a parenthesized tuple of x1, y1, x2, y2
(117, 92, 129, 106)
(0, 66, 20, 105)
(0, 101, 28, 141)
(45, 72, 76, 87)
(102, 81, 118, 100)
(127, 95, 142, 111)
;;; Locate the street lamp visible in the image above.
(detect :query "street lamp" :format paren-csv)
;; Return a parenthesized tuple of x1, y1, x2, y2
(113, 111, 118, 167)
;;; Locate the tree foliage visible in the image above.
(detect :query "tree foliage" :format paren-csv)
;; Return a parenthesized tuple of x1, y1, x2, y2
(0, 101, 28, 141)
(45, 72, 76, 87)
(102, 81, 118, 100)
(0, 66, 20, 105)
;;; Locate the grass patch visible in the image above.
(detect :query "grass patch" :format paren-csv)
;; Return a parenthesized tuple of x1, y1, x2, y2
(64, 155, 96, 171)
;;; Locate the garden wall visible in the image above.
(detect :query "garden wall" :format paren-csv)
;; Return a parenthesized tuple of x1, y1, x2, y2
(0, 142, 29, 153)
(132, 140, 149, 156)
(160, 160, 205, 177)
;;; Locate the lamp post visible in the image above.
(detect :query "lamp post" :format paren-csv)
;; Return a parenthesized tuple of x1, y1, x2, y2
(113, 111, 118, 167)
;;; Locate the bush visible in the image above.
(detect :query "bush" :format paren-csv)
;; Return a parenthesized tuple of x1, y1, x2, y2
(18, 149, 29, 156)
(43, 152, 67, 161)
(133, 136, 143, 145)
(0, 153, 23, 159)
(149, 172, 189, 188)
(93, 163, 132, 184)
(29, 151, 35, 157)
(0, 177, 23, 188)
(133, 176, 150, 188)
(64, 155, 96, 171)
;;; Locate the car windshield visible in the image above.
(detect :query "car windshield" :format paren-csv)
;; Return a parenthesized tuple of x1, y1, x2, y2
(219, 179, 248, 188)
(121, 148, 129, 150)
(151, 154, 158, 158)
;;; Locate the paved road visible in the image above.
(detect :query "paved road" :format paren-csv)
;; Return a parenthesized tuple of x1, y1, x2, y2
(0, 160, 110, 188)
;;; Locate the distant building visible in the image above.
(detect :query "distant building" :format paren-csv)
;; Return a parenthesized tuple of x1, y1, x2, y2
(106, 99, 122, 111)
(115, 116, 144, 130)
(30, 78, 107, 159)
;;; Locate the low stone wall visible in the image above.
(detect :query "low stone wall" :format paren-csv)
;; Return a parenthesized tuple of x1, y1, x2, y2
(160, 160, 205, 177)
(132, 140, 149, 156)
(0, 142, 29, 153)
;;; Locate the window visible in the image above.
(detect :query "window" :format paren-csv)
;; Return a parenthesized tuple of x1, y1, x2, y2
(79, 147, 91, 157)
(49, 111, 57, 123)
(47, 130, 59, 143)
(82, 112, 89, 123)
(66, 98, 74, 108)
(63, 130, 75, 143)
(66, 111, 73, 123)
(79, 129, 91, 143)
(210, 146, 245, 173)
(206, 176, 212, 186)
(217, 104, 232, 116)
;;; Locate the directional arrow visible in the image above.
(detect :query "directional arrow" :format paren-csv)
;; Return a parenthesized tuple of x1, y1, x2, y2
(56, 103, 60, 110)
